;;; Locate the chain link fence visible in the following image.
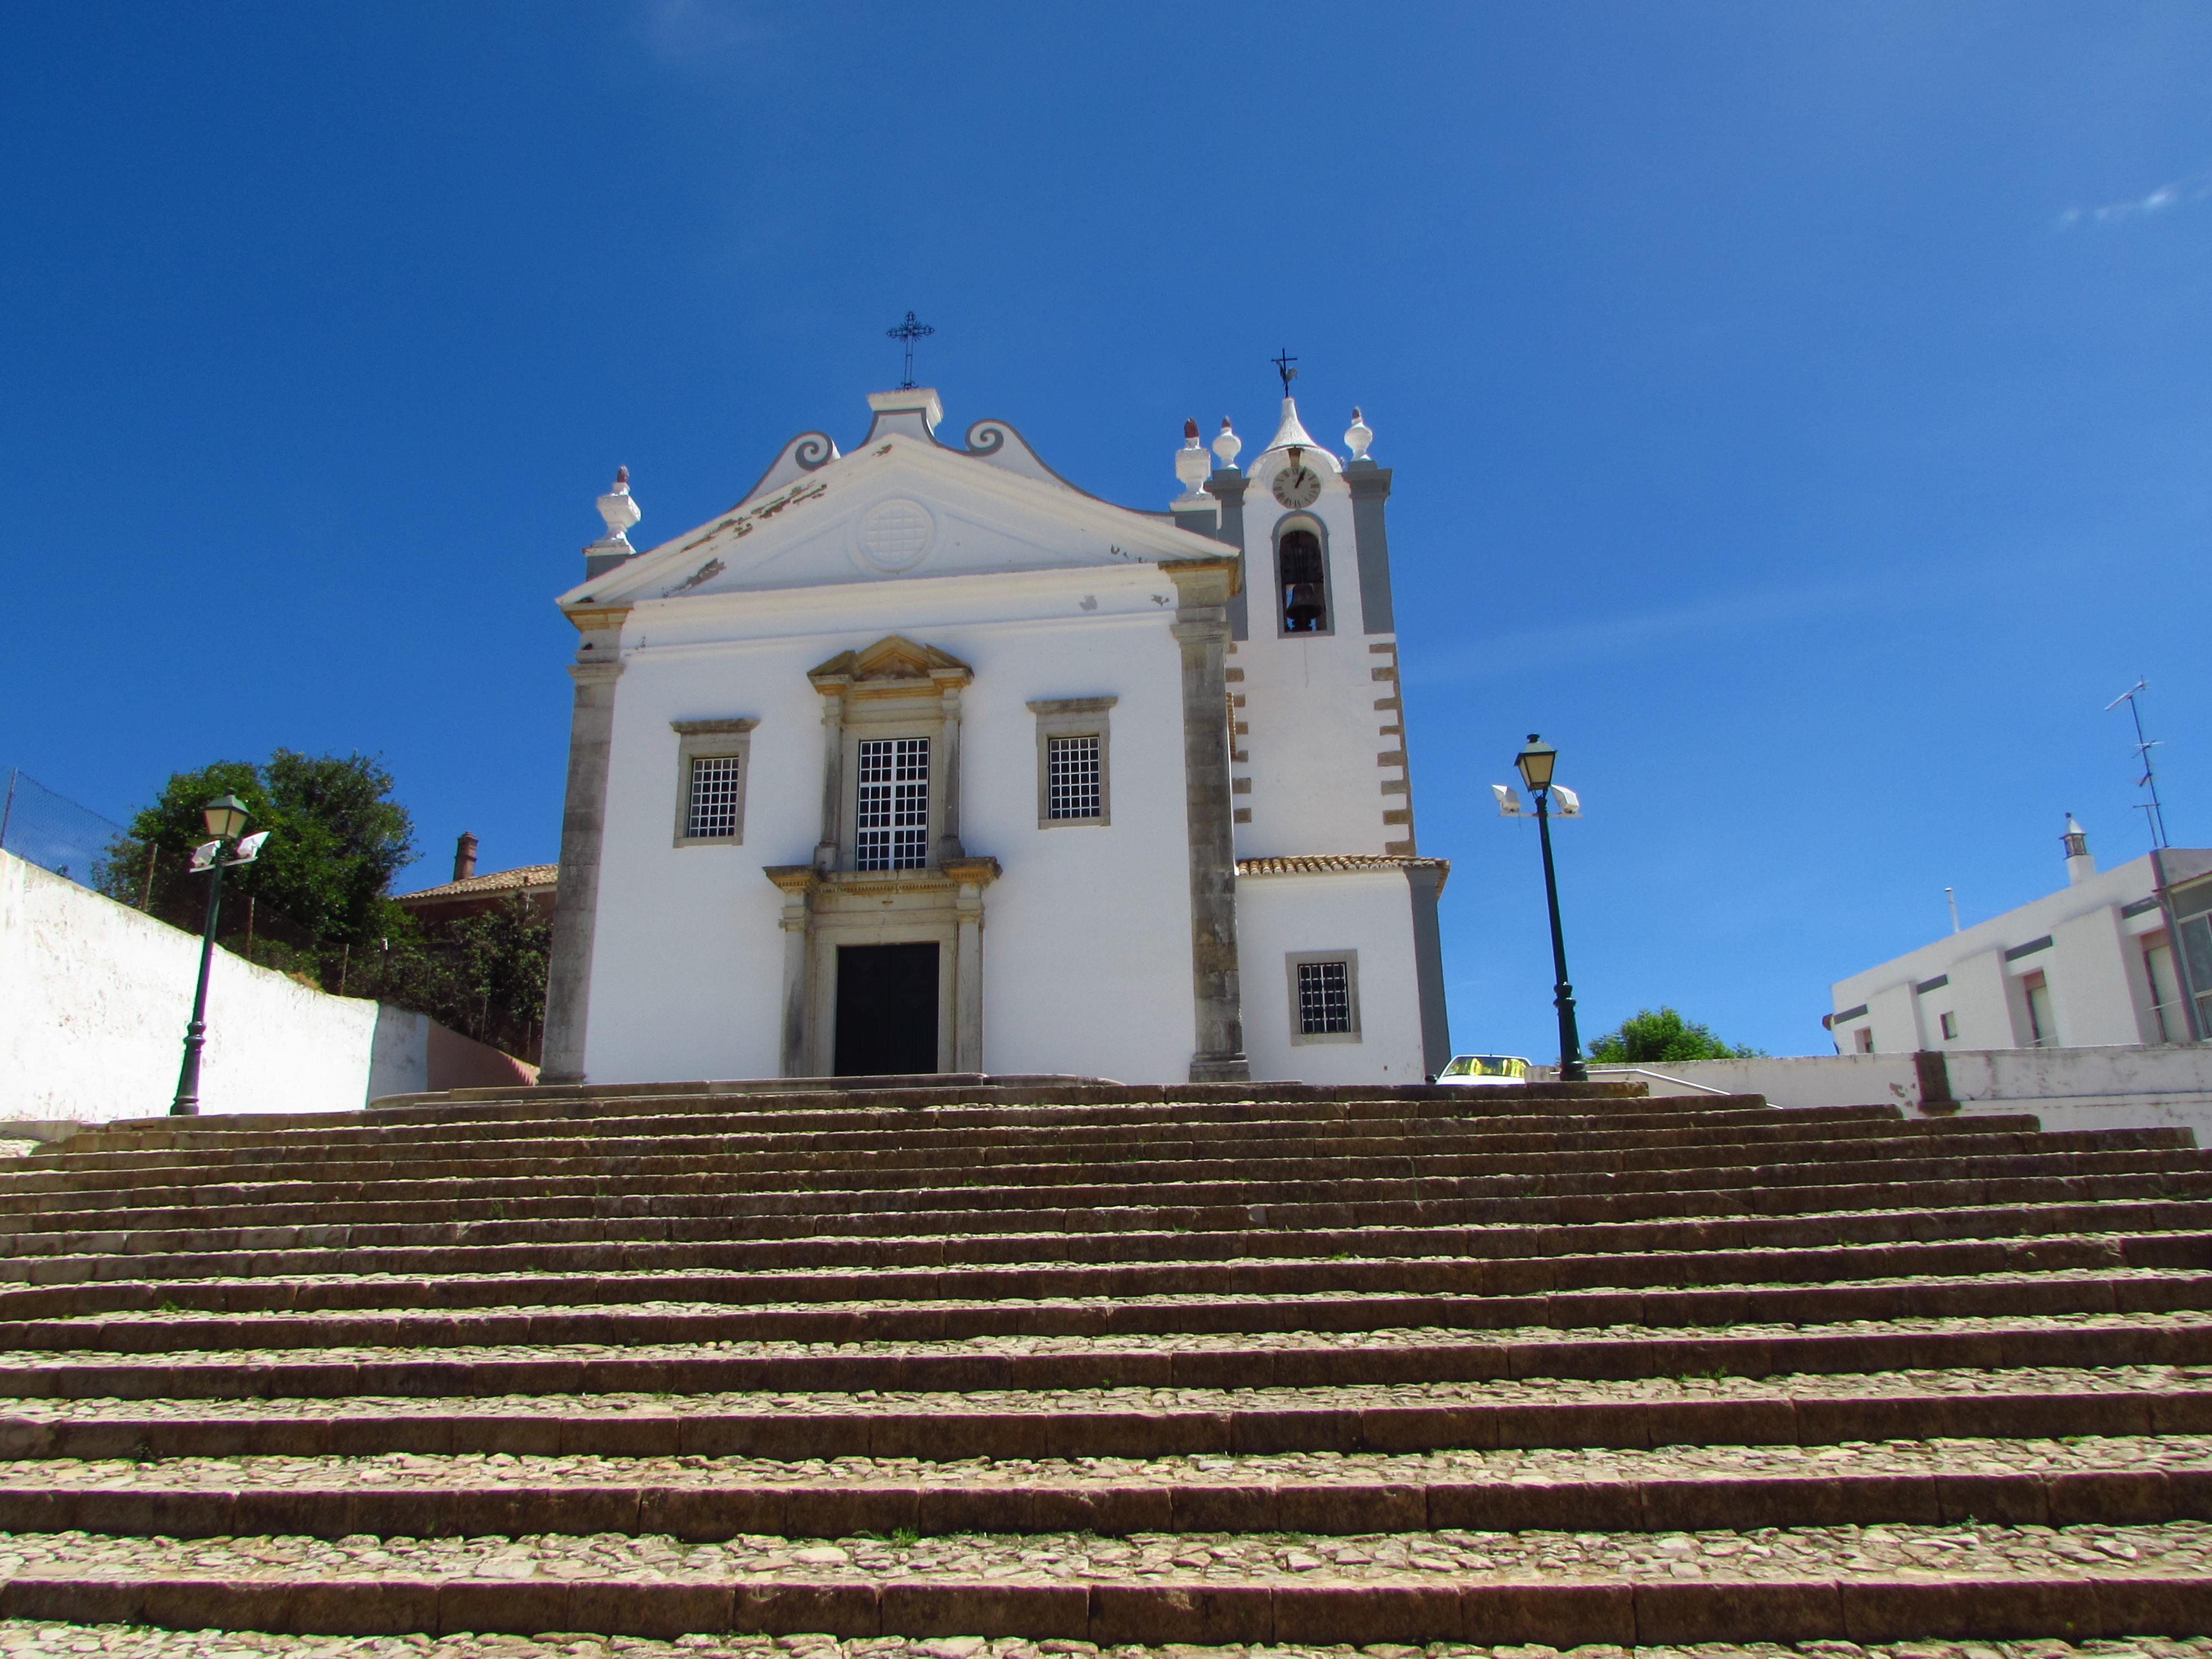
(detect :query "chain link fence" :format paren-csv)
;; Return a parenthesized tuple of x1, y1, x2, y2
(3, 767, 545, 1062)
(0, 769, 124, 888)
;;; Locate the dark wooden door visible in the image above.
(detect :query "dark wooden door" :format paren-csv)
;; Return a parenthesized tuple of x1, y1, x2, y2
(832, 942, 940, 1076)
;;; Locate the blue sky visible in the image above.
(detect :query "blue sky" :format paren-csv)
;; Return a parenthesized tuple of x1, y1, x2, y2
(4, 3, 2208, 1061)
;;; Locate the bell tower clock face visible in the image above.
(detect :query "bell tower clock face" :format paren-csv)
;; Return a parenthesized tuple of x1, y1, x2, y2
(1271, 463, 1322, 509)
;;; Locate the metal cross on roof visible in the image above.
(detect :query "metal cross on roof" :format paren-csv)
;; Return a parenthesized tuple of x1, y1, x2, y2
(1271, 348, 1299, 395)
(887, 311, 936, 390)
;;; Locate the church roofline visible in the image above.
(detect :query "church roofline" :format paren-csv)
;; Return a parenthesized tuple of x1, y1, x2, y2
(557, 404, 1233, 611)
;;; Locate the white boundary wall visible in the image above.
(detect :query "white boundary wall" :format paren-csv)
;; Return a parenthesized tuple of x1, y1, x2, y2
(0, 850, 428, 1122)
(1583, 1046, 2212, 1142)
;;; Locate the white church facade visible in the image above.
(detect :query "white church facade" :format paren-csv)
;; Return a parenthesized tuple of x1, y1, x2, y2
(538, 385, 1449, 1087)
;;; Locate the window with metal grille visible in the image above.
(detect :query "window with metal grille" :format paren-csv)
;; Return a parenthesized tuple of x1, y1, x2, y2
(1296, 959, 1353, 1035)
(684, 755, 743, 839)
(855, 737, 930, 870)
(1279, 529, 1327, 633)
(1046, 734, 1102, 821)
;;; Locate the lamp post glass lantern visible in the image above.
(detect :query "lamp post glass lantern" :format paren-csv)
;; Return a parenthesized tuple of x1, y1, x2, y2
(170, 795, 257, 1116)
(1515, 734, 1585, 1083)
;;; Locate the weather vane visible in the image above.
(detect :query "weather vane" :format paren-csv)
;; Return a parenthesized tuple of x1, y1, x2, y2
(887, 311, 935, 390)
(1271, 347, 1299, 395)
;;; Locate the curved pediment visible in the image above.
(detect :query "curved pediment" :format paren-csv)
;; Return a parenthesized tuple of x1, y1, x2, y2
(560, 397, 1228, 614)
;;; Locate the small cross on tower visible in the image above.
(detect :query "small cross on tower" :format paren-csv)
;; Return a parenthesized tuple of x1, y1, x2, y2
(1271, 348, 1299, 395)
(887, 311, 936, 390)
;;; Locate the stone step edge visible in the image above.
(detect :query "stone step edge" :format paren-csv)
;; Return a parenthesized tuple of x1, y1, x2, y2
(7, 1196, 2206, 1260)
(10, 1233, 2200, 1310)
(10, 1272, 2211, 1355)
(7, 1462, 2212, 1541)
(14, 1173, 2211, 1241)
(1, 1567, 2203, 1646)
(18, 1120, 2074, 1186)
(9, 1320, 2209, 1400)
(29, 1107, 1981, 1166)
(11, 1388, 2212, 1461)
(7, 1136, 2190, 1201)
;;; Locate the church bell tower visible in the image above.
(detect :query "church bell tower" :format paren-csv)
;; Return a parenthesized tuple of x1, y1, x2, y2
(1171, 382, 1415, 861)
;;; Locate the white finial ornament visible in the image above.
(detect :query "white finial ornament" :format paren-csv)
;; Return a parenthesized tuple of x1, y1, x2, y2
(1175, 418, 1211, 494)
(1212, 417, 1242, 469)
(594, 466, 641, 546)
(1345, 406, 1373, 461)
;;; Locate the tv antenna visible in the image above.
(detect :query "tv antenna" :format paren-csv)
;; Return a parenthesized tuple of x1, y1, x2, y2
(2104, 678, 2171, 849)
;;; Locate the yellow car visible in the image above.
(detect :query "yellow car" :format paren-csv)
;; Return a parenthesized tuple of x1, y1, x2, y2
(1436, 1053, 1531, 1086)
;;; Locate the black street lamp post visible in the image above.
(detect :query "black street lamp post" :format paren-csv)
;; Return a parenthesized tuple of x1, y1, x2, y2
(171, 794, 255, 1117)
(1516, 734, 1587, 1083)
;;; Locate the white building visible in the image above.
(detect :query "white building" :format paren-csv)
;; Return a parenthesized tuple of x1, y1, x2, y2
(1829, 818, 2211, 1055)
(538, 387, 1449, 1087)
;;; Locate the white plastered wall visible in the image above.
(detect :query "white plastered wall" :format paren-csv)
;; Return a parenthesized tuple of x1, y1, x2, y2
(1831, 851, 2187, 1055)
(577, 566, 1201, 1086)
(1237, 869, 1425, 1084)
(0, 850, 416, 1121)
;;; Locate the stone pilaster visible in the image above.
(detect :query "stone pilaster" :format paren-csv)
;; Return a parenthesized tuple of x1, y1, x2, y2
(935, 677, 967, 863)
(813, 681, 848, 872)
(1405, 860, 1452, 1078)
(1345, 461, 1396, 634)
(942, 856, 1001, 1072)
(765, 865, 822, 1077)
(1164, 556, 1249, 1083)
(1204, 470, 1250, 641)
(539, 607, 628, 1084)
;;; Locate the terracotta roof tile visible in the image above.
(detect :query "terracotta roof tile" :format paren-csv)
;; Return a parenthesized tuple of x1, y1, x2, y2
(394, 864, 560, 905)
(1235, 853, 1450, 879)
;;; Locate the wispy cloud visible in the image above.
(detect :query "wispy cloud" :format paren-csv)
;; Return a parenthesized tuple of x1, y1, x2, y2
(1406, 580, 1858, 686)
(638, 0, 775, 69)
(2057, 166, 2212, 229)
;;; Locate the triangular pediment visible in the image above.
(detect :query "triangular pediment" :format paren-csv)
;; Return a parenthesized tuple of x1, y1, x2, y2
(807, 635, 973, 690)
(559, 417, 1229, 610)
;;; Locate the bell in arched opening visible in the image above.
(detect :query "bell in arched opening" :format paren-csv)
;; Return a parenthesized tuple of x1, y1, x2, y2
(1279, 529, 1327, 633)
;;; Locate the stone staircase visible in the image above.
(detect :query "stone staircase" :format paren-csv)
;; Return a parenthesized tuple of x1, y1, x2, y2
(0, 1078, 2208, 1657)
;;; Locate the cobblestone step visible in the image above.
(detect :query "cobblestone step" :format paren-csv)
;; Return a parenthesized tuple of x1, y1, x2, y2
(6, 1313, 2209, 1401)
(7, 1272, 2212, 1355)
(11, 1197, 2211, 1269)
(25, 1100, 1825, 1182)
(6, 1134, 2199, 1213)
(0, 1433, 2206, 1539)
(36, 1084, 1772, 1149)
(25, 1106, 1987, 1173)
(12, 1173, 2212, 1248)
(7, 1160, 2211, 1245)
(11, 1120, 2096, 1195)
(7, 1229, 2206, 1308)
(6, 1363, 2208, 1457)
(0, 1522, 2208, 1644)
(4, 1083, 2206, 1646)
(3, 1630, 2206, 1659)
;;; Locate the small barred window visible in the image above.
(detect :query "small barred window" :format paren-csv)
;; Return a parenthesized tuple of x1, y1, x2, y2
(685, 755, 743, 839)
(1296, 959, 1353, 1036)
(1046, 734, 1102, 821)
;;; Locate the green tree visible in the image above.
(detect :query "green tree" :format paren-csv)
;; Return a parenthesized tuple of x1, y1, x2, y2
(101, 750, 415, 948)
(1587, 1006, 1764, 1063)
(367, 895, 552, 1060)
